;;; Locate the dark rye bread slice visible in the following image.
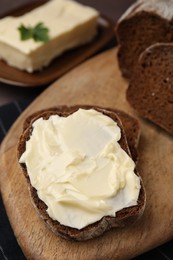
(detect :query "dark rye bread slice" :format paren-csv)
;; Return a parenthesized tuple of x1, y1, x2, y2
(17, 105, 146, 241)
(116, 0, 173, 79)
(127, 43, 173, 135)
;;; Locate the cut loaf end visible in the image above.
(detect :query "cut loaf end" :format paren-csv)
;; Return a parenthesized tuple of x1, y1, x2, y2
(116, 0, 173, 79)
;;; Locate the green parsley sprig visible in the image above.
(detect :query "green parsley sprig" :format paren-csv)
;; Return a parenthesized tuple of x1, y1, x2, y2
(18, 22, 49, 43)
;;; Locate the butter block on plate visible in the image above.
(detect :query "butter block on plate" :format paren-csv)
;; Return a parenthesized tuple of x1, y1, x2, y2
(0, 0, 99, 72)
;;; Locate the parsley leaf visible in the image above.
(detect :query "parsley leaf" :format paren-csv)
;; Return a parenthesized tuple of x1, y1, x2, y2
(18, 22, 49, 43)
(32, 23, 49, 42)
(18, 24, 33, 40)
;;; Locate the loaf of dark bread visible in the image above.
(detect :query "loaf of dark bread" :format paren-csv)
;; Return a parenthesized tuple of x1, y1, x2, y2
(116, 0, 173, 79)
(18, 105, 146, 241)
(127, 43, 173, 135)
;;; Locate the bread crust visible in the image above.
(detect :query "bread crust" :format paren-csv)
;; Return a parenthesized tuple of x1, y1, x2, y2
(17, 105, 146, 241)
(116, 0, 173, 79)
(127, 43, 173, 135)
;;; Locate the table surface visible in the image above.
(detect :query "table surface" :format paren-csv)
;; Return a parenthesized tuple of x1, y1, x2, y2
(0, 0, 134, 106)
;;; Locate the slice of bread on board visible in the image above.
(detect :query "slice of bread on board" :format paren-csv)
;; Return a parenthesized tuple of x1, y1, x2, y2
(116, 0, 173, 79)
(18, 105, 146, 241)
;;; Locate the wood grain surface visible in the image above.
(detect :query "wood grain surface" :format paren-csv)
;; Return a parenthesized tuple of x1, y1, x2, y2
(0, 48, 173, 259)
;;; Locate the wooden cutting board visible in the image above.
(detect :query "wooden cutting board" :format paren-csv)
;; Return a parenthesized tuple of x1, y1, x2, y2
(0, 48, 173, 259)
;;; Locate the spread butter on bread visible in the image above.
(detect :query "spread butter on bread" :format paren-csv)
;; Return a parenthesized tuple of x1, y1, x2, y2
(18, 105, 146, 241)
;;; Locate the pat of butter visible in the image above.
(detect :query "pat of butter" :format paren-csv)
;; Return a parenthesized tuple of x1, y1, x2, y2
(19, 109, 141, 229)
(0, 0, 99, 72)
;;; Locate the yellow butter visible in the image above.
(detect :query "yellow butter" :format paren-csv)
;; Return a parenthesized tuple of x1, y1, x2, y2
(0, 0, 99, 72)
(19, 109, 140, 229)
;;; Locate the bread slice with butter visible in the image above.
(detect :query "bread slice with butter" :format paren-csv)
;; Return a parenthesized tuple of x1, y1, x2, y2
(18, 105, 146, 241)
